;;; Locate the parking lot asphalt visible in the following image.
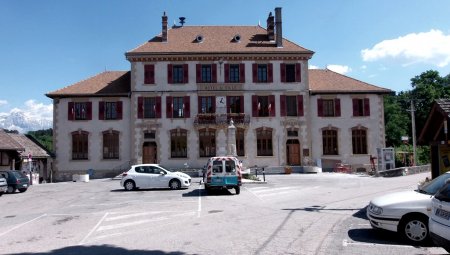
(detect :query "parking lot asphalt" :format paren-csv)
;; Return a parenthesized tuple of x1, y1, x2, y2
(0, 172, 447, 255)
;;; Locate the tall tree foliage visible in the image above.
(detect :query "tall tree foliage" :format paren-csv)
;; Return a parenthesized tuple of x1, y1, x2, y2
(27, 128, 53, 152)
(384, 70, 450, 165)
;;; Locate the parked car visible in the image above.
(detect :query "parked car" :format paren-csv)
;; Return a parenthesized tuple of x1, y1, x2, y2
(367, 171, 450, 244)
(0, 170, 30, 193)
(429, 180, 450, 252)
(0, 175, 7, 196)
(120, 164, 191, 191)
(204, 156, 242, 195)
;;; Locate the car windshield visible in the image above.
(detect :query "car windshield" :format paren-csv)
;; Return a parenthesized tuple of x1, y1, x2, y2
(435, 183, 450, 202)
(418, 173, 450, 195)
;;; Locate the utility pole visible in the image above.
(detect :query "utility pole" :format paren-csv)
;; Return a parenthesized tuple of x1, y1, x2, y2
(409, 100, 417, 166)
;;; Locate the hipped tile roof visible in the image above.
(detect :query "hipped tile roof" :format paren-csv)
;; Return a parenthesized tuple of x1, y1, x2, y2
(8, 133, 50, 159)
(309, 69, 392, 94)
(46, 71, 130, 98)
(0, 129, 24, 151)
(127, 26, 314, 55)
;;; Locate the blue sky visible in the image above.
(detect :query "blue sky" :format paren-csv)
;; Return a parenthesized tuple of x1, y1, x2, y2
(1, 0, 450, 123)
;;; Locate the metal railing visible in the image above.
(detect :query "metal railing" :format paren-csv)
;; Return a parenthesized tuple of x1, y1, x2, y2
(194, 113, 250, 127)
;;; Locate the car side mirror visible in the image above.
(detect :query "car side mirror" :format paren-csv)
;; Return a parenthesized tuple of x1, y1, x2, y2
(160, 171, 166, 175)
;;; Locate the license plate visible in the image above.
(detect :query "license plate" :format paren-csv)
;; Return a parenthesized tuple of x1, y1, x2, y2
(23, 184, 28, 187)
(435, 208, 450, 220)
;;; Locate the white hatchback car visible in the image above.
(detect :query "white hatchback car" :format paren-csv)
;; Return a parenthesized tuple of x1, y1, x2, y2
(367, 172, 450, 244)
(121, 164, 191, 191)
(430, 181, 450, 253)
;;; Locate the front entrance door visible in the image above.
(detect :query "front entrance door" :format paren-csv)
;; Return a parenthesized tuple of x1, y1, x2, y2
(286, 140, 301, 165)
(143, 142, 157, 164)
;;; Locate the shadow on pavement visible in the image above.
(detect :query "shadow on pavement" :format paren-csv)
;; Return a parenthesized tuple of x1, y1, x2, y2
(281, 206, 363, 213)
(8, 245, 186, 255)
(110, 188, 183, 193)
(182, 187, 235, 197)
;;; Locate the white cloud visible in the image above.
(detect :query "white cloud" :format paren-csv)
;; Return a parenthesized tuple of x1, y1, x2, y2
(309, 64, 320, 69)
(326, 64, 352, 74)
(361, 29, 450, 67)
(23, 100, 53, 120)
(0, 100, 7, 106)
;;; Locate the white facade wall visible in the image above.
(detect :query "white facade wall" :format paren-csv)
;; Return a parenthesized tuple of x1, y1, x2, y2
(129, 59, 310, 170)
(52, 97, 131, 180)
(310, 94, 386, 169)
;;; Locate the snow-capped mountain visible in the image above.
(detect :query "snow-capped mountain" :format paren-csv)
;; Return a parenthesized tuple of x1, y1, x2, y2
(0, 110, 52, 133)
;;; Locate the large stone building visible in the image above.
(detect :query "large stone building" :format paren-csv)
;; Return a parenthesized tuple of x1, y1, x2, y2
(46, 8, 391, 181)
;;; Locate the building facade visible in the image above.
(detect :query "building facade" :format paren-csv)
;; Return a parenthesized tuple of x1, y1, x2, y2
(47, 8, 391, 180)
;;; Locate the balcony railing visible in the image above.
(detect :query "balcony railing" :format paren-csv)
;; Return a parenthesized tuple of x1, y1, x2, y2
(194, 113, 250, 127)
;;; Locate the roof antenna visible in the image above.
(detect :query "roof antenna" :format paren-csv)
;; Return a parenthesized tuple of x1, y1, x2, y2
(179, 17, 186, 26)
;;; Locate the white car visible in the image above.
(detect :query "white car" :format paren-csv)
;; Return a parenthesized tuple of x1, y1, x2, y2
(429, 181, 450, 253)
(120, 164, 191, 191)
(367, 172, 450, 244)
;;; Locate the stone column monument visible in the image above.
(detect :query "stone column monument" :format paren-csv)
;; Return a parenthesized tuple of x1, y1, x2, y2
(227, 119, 237, 156)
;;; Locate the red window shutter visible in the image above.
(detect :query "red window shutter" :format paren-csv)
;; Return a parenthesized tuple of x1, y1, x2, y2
(184, 96, 190, 118)
(224, 64, 230, 83)
(166, 96, 172, 118)
(99, 101, 105, 120)
(364, 98, 370, 116)
(212, 64, 217, 83)
(196, 64, 201, 83)
(240, 96, 244, 113)
(280, 64, 286, 83)
(335, 99, 341, 117)
(297, 95, 304, 116)
(138, 97, 144, 119)
(252, 95, 258, 117)
(87, 102, 92, 120)
(117, 101, 123, 120)
(269, 95, 275, 116)
(183, 64, 189, 83)
(280, 95, 286, 116)
(239, 63, 245, 83)
(295, 63, 301, 82)
(68, 102, 74, 120)
(318, 99, 323, 117)
(352, 99, 359, 116)
(252, 64, 257, 83)
(144, 64, 155, 84)
(268, 63, 273, 83)
(167, 64, 173, 84)
(156, 97, 162, 118)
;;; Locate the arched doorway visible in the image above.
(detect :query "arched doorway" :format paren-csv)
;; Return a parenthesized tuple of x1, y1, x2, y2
(143, 142, 157, 164)
(286, 139, 301, 165)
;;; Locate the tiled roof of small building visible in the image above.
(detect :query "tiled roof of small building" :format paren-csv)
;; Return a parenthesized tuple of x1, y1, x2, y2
(8, 133, 50, 159)
(309, 69, 392, 94)
(0, 129, 24, 151)
(436, 99, 450, 118)
(127, 26, 314, 55)
(46, 71, 130, 98)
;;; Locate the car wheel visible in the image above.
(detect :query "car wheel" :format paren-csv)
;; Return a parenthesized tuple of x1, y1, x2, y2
(18, 188, 27, 193)
(124, 180, 136, 191)
(0, 192, 3, 196)
(235, 186, 240, 195)
(399, 215, 429, 244)
(169, 179, 181, 190)
(7, 186, 16, 194)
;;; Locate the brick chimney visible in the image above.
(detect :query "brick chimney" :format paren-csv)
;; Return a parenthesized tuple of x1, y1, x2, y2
(162, 12, 168, 43)
(275, 7, 282, 48)
(266, 12, 275, 41)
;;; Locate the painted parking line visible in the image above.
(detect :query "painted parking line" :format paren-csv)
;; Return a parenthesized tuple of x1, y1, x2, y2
(342, 239, 412, 248)
(0, 214, 47, 237)
(79, 212, 109, 245)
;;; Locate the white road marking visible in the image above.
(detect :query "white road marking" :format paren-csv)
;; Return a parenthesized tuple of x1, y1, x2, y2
(0, 214, 47, 237)
(97, 217, 169, 231)
(105, 212, 167, 221)
(343, 239, 413, 248)
(79, 212, 109, 245)
(69, 200, 196, 207)
(197, 184, 202, 218)
(244, 186, 264, 201)
(249, 187, 296, 193)
(258, 190, 294, 197)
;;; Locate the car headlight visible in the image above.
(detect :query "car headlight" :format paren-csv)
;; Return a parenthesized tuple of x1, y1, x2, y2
(368, 203, 383, 215)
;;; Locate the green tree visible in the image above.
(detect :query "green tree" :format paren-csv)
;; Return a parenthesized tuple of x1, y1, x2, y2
(27, 128, 53, 152)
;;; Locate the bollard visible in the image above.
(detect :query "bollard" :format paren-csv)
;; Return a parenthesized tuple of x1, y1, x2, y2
(262, 167, 265, 182)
